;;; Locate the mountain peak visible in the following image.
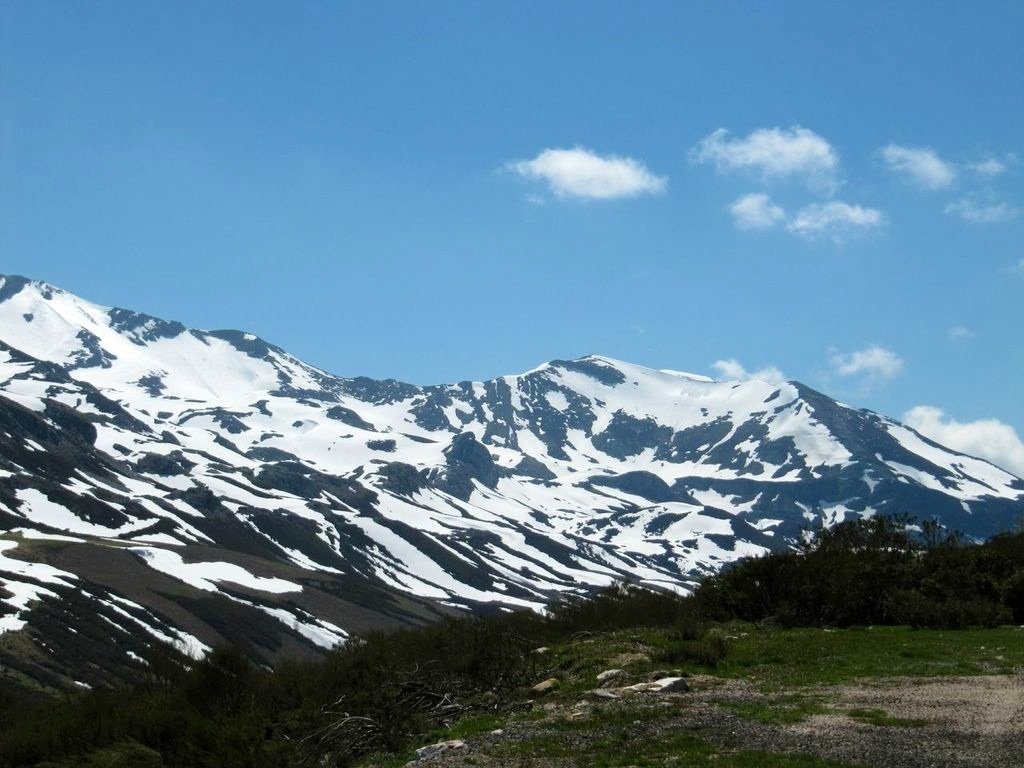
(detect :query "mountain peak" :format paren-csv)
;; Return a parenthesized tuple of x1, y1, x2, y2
(0, 274, 54, 303)
(0, 274, 1021, 673)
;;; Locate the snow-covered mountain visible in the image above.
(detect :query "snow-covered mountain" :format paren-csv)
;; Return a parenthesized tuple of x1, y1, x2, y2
(1, 274, 1021, 688)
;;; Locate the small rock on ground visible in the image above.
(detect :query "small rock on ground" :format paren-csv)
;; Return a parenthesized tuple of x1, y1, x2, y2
(411, 739, 466, 762)
(620, 677, 689, 694)
(530, 677, 560, 695)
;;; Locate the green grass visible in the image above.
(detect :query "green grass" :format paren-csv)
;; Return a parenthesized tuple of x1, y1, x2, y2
(443, 712, 505, 739)
(355, 750, 412, 768)
(492, 728, 862, 767)
(354, 712, 505, 767)
(359, 624, 1012, 767)
(506, 624, 1024, 707)
(700, 624, 1024, 688)
(545, 703, 668, 732)
(531, 629, 669, 694)
(720, 695, 830, 725)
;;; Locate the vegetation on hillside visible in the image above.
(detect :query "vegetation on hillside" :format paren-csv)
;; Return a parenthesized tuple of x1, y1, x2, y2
(695, 516, 1024, 628)
(0, 519, 1021, 768)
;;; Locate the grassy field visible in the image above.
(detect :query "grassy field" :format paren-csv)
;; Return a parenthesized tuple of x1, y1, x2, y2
(706, 623, 1024, 686)
(502, 622, 1024, 690)
(358, 623, 1024, 768)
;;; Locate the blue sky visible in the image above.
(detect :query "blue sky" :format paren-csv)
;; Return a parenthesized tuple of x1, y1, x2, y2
(2, 2, 1023, 472)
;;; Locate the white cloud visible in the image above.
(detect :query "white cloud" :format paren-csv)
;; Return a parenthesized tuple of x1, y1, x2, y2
(508, 147, 667, 200)
(711, 358, 786, 384)
(903, 406, 1024, 478)
(880, 144, 956, 189)
(728, 195, 883, 243)
(786, 201, 884, 242)
(946, 326, 973, 342)
(1011, 258, 1024, 276)
(691, 126, 839, 191)
(945, 195, 1019, 224)
(829, 345, 904, 381)
(729, 193, 786, 230)
(970, 157, 1007, 176)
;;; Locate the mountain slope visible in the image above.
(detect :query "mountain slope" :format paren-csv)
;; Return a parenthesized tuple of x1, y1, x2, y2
(0, 274, 1021, 689)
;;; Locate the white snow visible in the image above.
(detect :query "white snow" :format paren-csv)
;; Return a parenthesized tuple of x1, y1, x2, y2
(0, 275, 1020, 642)
(0, 540, 77, 634)
(544, 390, 570, 411)
(129, 547, 302, 594)
(14, 488, 151, 538)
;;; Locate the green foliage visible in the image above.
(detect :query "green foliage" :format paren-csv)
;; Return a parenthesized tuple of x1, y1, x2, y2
(491, 721, 860, 767)
(706, 625, 1024, 688)
(696, 518, 1024, 628)
(655, 626, 729, 666)
(544, 582, 698, 633)
(721, 695, 829, 724)
(3, 522, 1022, 767)
(35, 741, 163, 768)
(0, 585, 704, 768)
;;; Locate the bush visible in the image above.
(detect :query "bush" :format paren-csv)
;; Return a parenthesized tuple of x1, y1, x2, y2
(655, 631, 728, 667)
(5, 520, 1021, 767)
(36, 741, 163, 768)
(544, 583, 697, 635)
(0, 583, 703, 768)
(694, 519, 1024, 629)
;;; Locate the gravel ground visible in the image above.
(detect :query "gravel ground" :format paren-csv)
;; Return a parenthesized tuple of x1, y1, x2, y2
(692, 673, 1024, 768)
(398, 673, 1024, 768)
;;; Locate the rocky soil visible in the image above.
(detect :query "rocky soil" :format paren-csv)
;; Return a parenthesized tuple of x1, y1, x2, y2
(387, 672, 1024, 768)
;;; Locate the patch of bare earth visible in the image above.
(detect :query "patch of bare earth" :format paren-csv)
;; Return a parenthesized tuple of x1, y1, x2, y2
(694, 673, 1024, 768)
(400, 674, 1024, 768)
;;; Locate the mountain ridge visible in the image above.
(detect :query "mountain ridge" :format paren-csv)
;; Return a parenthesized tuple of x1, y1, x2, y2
(0, 273, 1021, 692)
(0, 274, 835, 405)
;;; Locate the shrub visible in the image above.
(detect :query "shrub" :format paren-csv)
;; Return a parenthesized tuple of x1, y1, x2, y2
(0, 582, 702, 768)
(694, 520, 1024, 629)
(655, 631, 728, 667)
(5, 520, 1021, 767)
